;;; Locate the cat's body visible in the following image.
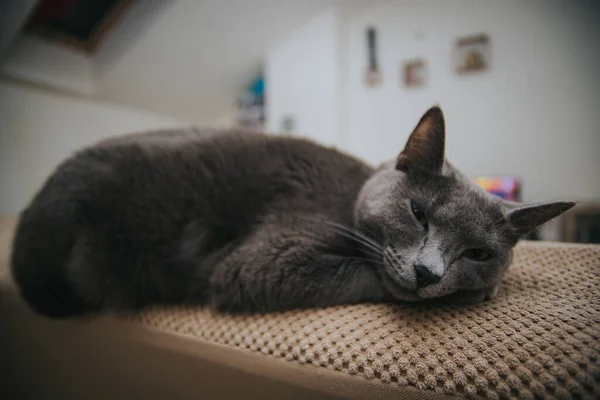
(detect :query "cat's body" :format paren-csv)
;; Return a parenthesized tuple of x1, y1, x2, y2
(11, 129, 384, 316)
(11, 107, 574, 318)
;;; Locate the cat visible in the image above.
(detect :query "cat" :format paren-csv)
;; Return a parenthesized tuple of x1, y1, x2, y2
(10, 106, 574, 318)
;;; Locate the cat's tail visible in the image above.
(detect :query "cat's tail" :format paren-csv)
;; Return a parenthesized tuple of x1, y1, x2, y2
(10, 173, 92, 319)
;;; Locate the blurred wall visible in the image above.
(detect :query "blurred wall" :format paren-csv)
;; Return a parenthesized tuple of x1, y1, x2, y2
(266, 8, 341, 146)
(267, 0, 600, 204)
(341, 0, 600, 203)
(0, 81, 185, 215)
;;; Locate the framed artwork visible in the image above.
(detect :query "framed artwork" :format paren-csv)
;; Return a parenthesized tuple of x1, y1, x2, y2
(402, 58, 426, 88)
(364, 27, 381, 87)
(454, 33, 490, 74)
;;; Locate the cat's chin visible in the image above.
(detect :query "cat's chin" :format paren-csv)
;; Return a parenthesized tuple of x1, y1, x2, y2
(416, 283, 456, 299)
(381, 276, 421, 302)
(381, 270, 468, 302)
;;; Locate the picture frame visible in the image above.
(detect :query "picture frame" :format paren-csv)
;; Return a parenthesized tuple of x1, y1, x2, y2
(454, 33, 490, 74)
(402, 58, 427, 88)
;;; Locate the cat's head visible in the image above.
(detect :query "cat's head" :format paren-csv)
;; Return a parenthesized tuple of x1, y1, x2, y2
(354, 106, 574, 302)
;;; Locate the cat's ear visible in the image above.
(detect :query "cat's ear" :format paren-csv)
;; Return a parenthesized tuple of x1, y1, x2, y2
(505, 201, 575, 238)
(396, 106, 446, 174)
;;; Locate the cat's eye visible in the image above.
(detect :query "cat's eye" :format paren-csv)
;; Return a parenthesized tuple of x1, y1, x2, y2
(410, 200, 428, 229)
(462, 249, 492, 262)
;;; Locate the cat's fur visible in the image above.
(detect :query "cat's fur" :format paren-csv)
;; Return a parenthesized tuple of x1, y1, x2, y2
(10, 107, 574, 318)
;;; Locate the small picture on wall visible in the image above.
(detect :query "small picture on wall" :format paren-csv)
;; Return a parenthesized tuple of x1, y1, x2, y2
(402, 58, 426, 88)
(454, 33, 490, 74)
(364, 27, 381, 87)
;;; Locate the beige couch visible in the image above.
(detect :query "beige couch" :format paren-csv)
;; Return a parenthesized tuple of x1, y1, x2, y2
(1, 217, 599, 399)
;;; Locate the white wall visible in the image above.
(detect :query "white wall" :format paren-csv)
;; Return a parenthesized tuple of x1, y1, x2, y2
(266, 8, 341, 146)
(342, 0, 600, 203)
(0, 81, 186, 214)
(96, 0, 341, 127)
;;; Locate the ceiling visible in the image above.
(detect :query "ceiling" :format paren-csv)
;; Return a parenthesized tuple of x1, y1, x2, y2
(2, 0, 344, 125)
(100, 0, 347, 125)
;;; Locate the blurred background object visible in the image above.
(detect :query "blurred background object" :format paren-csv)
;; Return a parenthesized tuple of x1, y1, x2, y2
(403, 58, 427, 88)
(0, 0, 599, 242)
(454, 33, 490, 74)
(561, 203, 600, 244)
(474, 177, 520, 203)
(24, 0, 135, 54)
(236, 75, 265, 130)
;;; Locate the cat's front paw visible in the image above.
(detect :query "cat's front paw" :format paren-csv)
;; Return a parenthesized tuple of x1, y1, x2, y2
(449, 285, 499, 305)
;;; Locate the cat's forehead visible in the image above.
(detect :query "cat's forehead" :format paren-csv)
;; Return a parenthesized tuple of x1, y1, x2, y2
(406, 167, 505, 231)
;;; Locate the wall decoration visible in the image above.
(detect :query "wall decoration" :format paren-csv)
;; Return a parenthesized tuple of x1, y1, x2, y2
(364, 27, 381, 87)
(236, 75, 265, 129)
(474, 176, 521, 202)
(454, 33, 490, 74)
(402, 58, 426, 88)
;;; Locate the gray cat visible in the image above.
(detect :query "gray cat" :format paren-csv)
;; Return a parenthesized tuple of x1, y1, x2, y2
(10, 106, 574, 318)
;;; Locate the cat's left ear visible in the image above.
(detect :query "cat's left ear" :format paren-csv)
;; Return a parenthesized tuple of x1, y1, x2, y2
(505, 201, 575, 239)
(396, 106, 445, 174)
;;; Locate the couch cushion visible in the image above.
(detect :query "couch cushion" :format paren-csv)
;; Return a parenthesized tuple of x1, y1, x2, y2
(133, 242, 600, 399)
(1, 217, 599, 399)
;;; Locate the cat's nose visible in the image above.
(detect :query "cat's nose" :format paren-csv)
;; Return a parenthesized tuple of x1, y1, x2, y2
(414, 264, 443, 287)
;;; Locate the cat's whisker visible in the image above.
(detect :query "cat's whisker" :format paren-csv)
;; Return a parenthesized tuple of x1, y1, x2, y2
(490, 213, 509, 228)
(297, 216, 385, 256)
(292, 229, 384, 261)
(325, 228, 385, 257)
(299, 216, 384, 253)
(346, 247, 384, 261)
(272, 217, 383, 260)
(360, 224, 381, 243)
(292, 232, 385, 270)
(304, 232, 381, 258)
(383, 253, 394, 268)
(489, 207, 518, 228)
(322, 221, 384, 252)
(342, 256, 385, 267)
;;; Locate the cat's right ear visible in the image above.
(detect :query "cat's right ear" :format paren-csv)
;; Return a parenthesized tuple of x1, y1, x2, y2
(505, 201, 576, 239)
(396, 106, 446, 174)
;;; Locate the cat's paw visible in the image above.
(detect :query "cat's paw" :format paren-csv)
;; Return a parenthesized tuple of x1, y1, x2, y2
(449, 285, 499, 305)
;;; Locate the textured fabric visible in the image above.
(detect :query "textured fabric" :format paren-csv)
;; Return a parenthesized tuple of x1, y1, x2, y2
(134, 242, 600, 399)
(1, 217, 599, 399)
